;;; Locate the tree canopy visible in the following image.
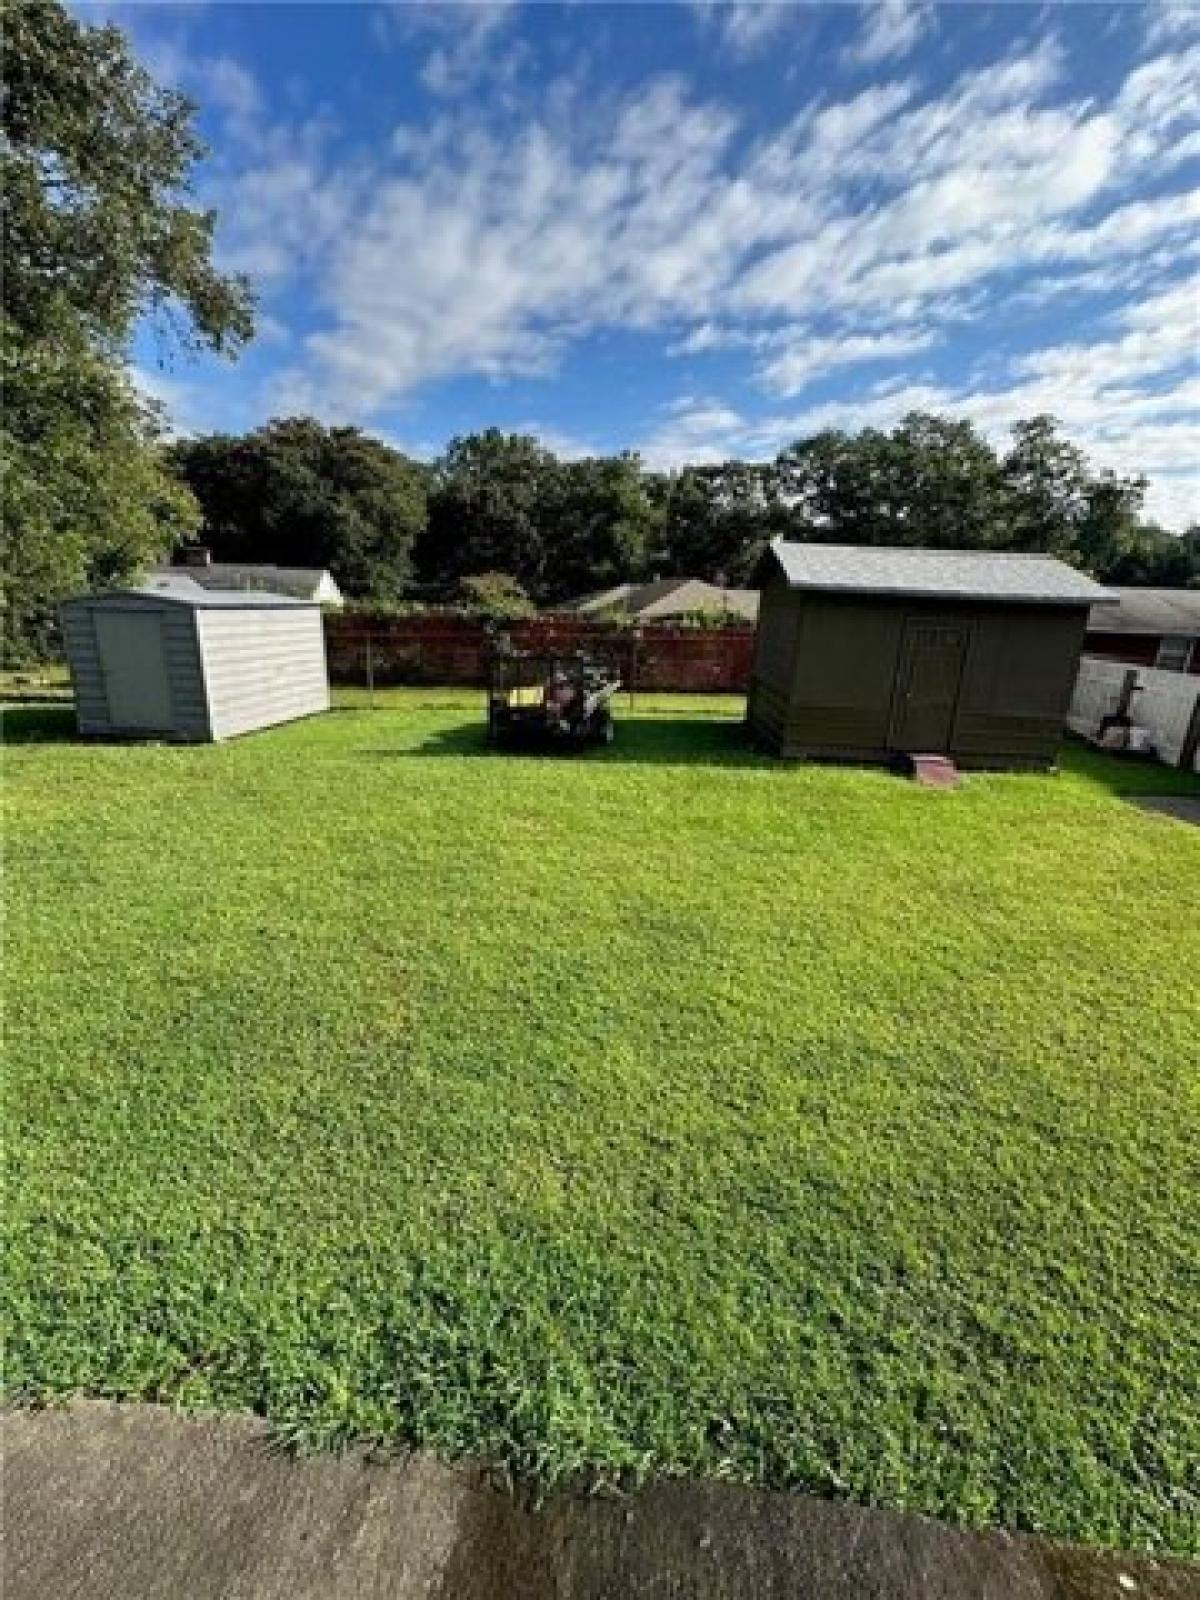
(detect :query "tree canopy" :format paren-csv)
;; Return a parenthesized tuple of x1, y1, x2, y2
(165, 413, 1197, 618)
(410, 431, 665, 604)
(2, 0, 254, 661)
(168, 420, 428, 603)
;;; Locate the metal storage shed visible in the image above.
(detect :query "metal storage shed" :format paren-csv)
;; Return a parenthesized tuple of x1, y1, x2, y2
(60, 577, 329, 742)
(747, 541, 1114, 768)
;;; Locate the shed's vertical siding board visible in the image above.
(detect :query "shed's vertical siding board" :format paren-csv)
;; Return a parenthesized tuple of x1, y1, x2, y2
(750, 577, 800, 690)
(746, 578, 802, 749)
(786, 597, 905, 755)
(749, 581, 1090, 767)
(953, 607, 1087, 764)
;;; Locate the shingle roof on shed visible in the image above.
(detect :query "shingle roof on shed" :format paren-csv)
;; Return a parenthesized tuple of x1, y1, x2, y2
(1087, 587, 1200, 636)
(764, 540, 1115, 606)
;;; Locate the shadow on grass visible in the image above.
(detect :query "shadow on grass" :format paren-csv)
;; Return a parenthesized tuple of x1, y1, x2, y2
(383, 715, 777, 769)
(389, 721, 1200, 786)
(1059, 737, 1200, 798)
(1, 705, 80, 745)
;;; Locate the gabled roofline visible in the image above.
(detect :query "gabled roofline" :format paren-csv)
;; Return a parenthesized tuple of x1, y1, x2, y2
(759, 538, 1117, 607)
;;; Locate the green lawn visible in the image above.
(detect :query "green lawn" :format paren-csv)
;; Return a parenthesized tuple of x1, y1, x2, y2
(4, 691, 1198, 1554)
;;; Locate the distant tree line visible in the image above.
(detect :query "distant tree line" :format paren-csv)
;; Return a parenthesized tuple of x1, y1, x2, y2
(164, 414, 1200, 621)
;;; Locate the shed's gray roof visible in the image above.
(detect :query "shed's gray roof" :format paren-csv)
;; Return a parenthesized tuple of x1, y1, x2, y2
(765, 540, 1115, 606)
(64, 577, 317, 610)
(1086, 587, 1200, 637)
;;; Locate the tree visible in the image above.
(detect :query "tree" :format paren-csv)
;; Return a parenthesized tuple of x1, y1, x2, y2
(1000, 417, 1092, 558)
(2, 0, 254, 660)
(775, 415, 1008, 550)
(768, 412, 1178, 583)
(3, 329, 200, 660)
(453, 571, 535, 619)
(419, 438, 665, 602)
(537, 454, 662, 602)
(169, 420, 428, 602)
(418, 431, 558, 597)
(1098, 522, 1200, 587)
(998, 415, 1146, 572)
(659, 462, 779, 584)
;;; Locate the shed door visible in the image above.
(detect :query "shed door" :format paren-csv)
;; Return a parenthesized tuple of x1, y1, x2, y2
(889, 619, 970, 752)
(94, 611, 173, 730)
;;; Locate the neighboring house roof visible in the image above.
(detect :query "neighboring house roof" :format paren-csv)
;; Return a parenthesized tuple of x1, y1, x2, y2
(573, 577, 759, 621)
(65, 577, 317, 610)
(573, 581, 638, 613)
(1086, 588, 1200, 637)
(763, 540, 1115, 606)
(152, 563, 343, 604)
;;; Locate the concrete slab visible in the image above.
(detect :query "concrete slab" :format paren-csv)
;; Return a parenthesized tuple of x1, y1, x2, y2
(1131, 796, 1200, 827)
(3, 1404, 1197, 1600)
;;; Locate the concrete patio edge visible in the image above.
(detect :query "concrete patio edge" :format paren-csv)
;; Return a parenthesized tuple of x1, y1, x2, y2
(4, 1403, 1198, 1599)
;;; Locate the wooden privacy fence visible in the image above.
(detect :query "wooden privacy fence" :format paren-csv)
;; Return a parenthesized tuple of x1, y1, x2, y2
(324, 614, 757, 695)
(1069, 655, 1200, 770)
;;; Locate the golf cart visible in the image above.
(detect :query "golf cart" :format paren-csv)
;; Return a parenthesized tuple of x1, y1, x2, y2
(487, 636, 620, 750)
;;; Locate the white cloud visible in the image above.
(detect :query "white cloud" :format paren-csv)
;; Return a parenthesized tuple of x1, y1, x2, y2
(196, 56, 263, 133)
(638, 399, 757, 470)
(129, 363, 254, 440)
(669, 322, 753, 356)
(212, 118, 361, 284)
(647, 279, 1200, 523)
(510, 422, 601, 461)
(1142, 1, 1200, 51)
(759, 329, 937, 396)
(186, 27, 1199, 526)
(842, 0, 934, 67)
(697, 2, 803, 59)
(372, 2, 525, 97)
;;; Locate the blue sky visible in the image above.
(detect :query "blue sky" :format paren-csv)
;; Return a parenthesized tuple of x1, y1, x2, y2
(91, 1, 1199, 527)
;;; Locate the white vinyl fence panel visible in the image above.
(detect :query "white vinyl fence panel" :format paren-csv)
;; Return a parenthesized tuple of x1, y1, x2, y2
(1069, 655, 1200, 770)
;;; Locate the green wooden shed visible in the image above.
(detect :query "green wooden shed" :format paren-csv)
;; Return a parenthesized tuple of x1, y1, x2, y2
(747, 541, 1114, 768)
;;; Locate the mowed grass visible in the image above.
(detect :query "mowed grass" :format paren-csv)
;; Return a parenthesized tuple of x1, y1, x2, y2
(4, 690, 1199, 1553)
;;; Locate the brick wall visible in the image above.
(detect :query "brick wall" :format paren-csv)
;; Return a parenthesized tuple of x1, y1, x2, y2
(325, 613, 756, 694)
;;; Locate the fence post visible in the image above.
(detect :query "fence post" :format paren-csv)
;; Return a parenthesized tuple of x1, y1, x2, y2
(365, 633, 375, 710)
(1117, 668, 1138, 718)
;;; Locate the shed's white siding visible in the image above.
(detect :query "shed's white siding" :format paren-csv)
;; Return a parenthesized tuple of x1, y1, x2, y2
(60, 587, 327, 742)
(61, 595, 210, 740)
(198, 607, 329, 740)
